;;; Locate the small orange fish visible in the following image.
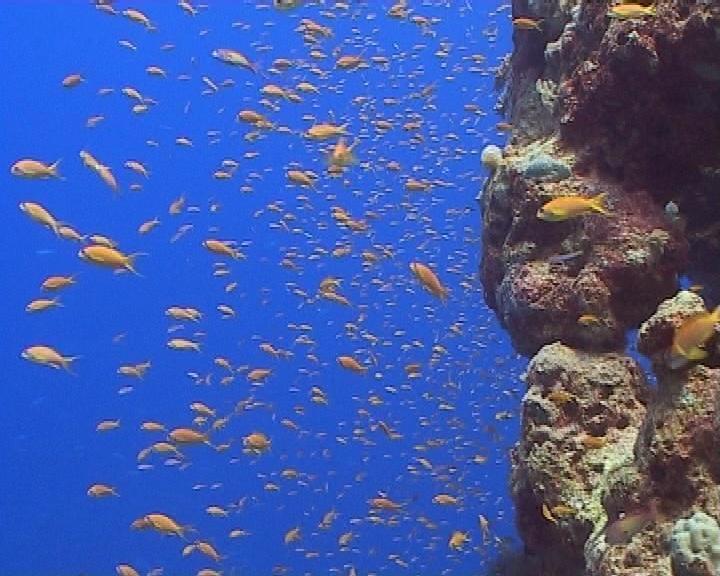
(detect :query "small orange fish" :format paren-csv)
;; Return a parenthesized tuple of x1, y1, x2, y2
(41, 275, 77, 291)
(11, 159, 62, 179)
(369, 496, 402, 510)
(143, 513, 189, 537)
(62, 73, 84, 88)
(87, 484, 119, 497)
(578, 314, 601, 326)
(203, 239, 243, 259)
(79, 245, 143, 275)
(448, 530, 470, 550)
(327, 138, 358, 168)
(410, 262, 449, 301)
(22, 345, 79, 373)
(512, 17, 542, 31)
(244, 431, 271, 452)
(212, 48, 256, 72)
(337, 355, 367, 374)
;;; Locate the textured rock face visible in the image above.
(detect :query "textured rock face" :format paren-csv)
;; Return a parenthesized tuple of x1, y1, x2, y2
(491, 1, 720, 575)
(670, 512, 720, 576)
(511, 343, 652, 576)
(635, 365, 720, 511)
(636, 290, 709, 364)
(482, 161, 687, 356)
(483, 0, 720, 355)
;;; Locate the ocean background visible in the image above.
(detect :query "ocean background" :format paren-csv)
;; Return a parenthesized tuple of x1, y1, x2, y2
(0, 2, 524, 575)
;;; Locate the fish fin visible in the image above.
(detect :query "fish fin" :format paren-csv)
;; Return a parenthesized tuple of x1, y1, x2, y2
(50, 159, 66, 180)
(711, 306, 720, 322)
(590, 192, 611, 215)
(125, 252, 148, 276)
(686, 347, 708, 361)
(62, 355, 82, 376)
(440, 287, 450, 304)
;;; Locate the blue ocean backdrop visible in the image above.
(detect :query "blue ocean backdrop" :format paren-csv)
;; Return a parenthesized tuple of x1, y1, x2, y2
(1, 2, 523, 575)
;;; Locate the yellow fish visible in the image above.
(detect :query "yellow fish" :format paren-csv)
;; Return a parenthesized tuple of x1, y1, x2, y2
(537, 192, 610, 221)
(79, 245, 143, 275)
(448, 530, 470, 550)
(337, 355, 367, 374)
(607, 4, 656, 19)
(666, 306, 720, 369)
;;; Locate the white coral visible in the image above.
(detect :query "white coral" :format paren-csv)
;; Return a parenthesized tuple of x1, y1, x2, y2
(670, 512, 720, 576)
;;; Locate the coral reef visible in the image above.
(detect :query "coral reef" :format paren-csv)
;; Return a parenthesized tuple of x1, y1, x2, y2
(485, 1, 720, 575)
(670, 512, 720, 576)
(510, 343, 652, 576)
(481, 152, 687, 355)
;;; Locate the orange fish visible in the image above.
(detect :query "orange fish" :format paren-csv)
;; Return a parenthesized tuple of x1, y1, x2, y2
(327, 138, 358, 168)
(666, 306, 720, 369)
(512, 17, 542, 31)
(22, 345, 79, 373)
(337, 355, 367, 374)
(79, 245, 143, 275)
(410, 262, 448, 301)
(11, 159, 62, 179)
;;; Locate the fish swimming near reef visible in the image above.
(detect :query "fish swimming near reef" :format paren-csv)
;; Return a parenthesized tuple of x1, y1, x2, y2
(607, 3, 656, 20)
(603, 499, 661, 545)
(537, 193, 610, 221)
(665, 306, 720, 369)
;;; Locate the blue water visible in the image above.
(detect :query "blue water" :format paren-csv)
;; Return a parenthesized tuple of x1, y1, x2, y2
(1, 2, 522, 575)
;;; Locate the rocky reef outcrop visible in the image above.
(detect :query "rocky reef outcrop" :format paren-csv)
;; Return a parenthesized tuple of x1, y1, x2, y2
(482, 1, 720, 575)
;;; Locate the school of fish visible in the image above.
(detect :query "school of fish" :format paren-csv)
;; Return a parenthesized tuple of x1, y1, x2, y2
(11, 2, 521, 575)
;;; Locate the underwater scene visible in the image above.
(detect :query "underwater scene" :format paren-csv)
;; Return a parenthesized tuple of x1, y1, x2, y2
(5, 1, 720, 575)
(2, 1, 523, 575)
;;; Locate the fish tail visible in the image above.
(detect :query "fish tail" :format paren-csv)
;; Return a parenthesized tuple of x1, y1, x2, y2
(126, 252, 147, 276)
(441, 287, 450, 303)
(590, 192, 611, 215)
(50, 159, 65, 180)
(62, 355, 81, 375)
